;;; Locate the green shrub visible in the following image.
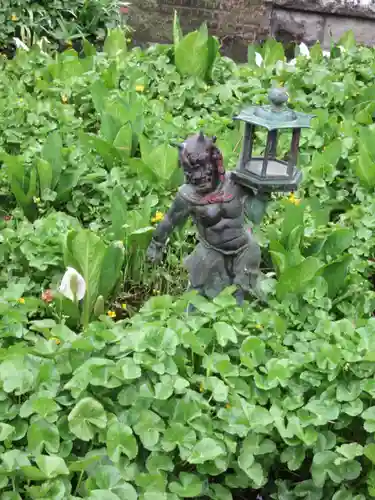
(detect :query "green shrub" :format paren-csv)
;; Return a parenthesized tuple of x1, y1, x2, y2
(0, 0, 123, 49)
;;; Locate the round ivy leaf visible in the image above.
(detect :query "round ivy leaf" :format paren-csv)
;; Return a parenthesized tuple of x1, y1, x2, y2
(68, 397, 107, 441)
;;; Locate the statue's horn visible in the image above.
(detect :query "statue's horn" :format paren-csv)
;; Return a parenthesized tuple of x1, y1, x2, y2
(212, 135, 217, 143)
(198, 130, 205, 142)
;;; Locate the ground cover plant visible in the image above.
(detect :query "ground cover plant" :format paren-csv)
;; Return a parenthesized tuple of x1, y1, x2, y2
(1, 20, 375, 499)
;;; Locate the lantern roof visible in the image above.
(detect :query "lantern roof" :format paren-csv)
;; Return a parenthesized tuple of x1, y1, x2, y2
(234, 88, 315, 131)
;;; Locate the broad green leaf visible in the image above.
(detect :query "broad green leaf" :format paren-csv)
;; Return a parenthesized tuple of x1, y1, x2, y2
(89, 492, 121, 500)
(27, 419, 59, 454)
(119, 358, 142, 380)
(100, 112, 122, 143)
(104, 27, 127, 58)
(240, 337, 266, 369)
(41, 131, 64, 189)
(356, 140, 375, 188)
(36, 159, 53, 196)
(35, 455, 69, 478)
(146, 453, 174, 473)
(339, 29, 356, 50)
(0, 423, 14, 441)
(140, 136, 179, 183)
(79, 132, 121, 170)
(364, 443, 375, 464)
(175, 24, 209, 80)
(311, 451, 339, 487)
(133, 410, 165, 449)
(213, 322, 237, 347)
(68, 397, 107, 441)
(321, 228, 354, 259)
(319, 255, 352, 298)
(263, 38, 285, 67)
(111, 184, 128, 240)
(107, 421, 138, 461)
(98, 241, 124, 299)
(91, 80, 110, 115)
(280, 446, 306, 471)
(154, 375, 174, 400)
(337, 443, 363, 460)
(2, 450, 30, 471)
(206, 377, 228, 402)
(114, 123, 133, 159)
(209, 484, 233, 500)
(188, 437, 226, 464)
(169, 472, 203, 497)
(276, 257, 322, 300)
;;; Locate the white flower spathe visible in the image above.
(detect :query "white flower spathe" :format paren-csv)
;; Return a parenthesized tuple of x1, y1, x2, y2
(13, 37, 29, 52)
(59, 267, 86, 301)
(255, 52, 263, 67)
(299, 42, 310, 57)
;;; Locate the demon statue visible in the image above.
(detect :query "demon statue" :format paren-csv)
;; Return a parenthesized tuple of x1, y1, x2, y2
(146, 131, 269, 305)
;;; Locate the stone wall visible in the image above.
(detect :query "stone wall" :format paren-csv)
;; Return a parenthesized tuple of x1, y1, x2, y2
(269, 0, 375, 49)
(129, 0, 375, 60)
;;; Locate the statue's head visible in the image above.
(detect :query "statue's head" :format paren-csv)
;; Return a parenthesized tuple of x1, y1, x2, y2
(177, 131, 225, 194)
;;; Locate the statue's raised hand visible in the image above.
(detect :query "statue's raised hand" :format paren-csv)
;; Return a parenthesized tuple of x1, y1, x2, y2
(146, 240, 164, 264)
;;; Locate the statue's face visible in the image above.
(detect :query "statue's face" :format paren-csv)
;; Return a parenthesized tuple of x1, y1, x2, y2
(180, 133, 218, 194)
(184, 154, 214, 193)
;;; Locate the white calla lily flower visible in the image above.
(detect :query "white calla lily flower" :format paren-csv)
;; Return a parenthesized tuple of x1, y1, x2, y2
(299, 42, 310, 57)
(13, 37, 29, 52)
(255, 52, 263, 67)
(59, 267, 86, 302)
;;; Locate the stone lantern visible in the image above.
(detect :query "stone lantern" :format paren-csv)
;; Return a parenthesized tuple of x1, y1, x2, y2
(231, 88, 315, 193)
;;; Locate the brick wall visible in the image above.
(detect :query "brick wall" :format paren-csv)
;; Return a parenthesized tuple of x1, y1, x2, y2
(130, 0, 269, 60)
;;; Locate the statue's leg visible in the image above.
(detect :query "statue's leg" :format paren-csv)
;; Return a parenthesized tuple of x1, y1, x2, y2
(233, 236, 267, 303)
(233, 287, 245, 305)
(184, 243, 228, 310)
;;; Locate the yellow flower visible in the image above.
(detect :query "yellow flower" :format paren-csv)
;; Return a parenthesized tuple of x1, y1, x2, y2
(199, 383, 204, 393)
(126, 38, 132, 43)
(151, 211, 164, 224)
(135, 84, 145, 93)
(121, 303, 127, 310)
(288, 193, 301, 206)
(33, 196, 41, 204)
(107, 310, 116, 318)
(225, 403, 231, 409)
(11, 14, 18, 21)
(61, 94, 68, 104)
(255, 323, 262, 329)
(18, 298, 25, 304)
(51, 337, 61, 345)
(66, 40, 72, 47)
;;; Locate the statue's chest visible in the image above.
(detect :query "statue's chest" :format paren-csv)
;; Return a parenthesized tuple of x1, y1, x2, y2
(193, 195, 242, 222)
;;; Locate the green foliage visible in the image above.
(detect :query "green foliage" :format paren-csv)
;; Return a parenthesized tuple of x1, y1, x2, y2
(0, 0, 123, 48)
(0, 288, 375, 498)
(1, 21, 375, 500)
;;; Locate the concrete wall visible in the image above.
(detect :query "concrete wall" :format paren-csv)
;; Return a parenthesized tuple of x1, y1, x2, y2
(129, 0, 375, 60)
(269, 0, 375, 49)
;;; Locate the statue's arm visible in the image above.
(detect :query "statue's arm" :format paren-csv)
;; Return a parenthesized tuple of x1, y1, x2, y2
(147, 193, 190, 263)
